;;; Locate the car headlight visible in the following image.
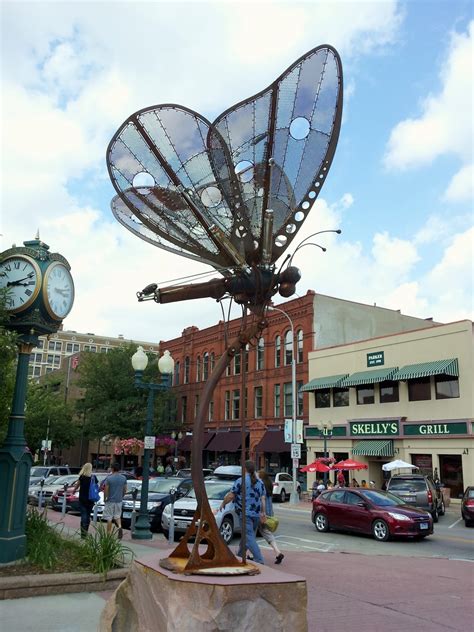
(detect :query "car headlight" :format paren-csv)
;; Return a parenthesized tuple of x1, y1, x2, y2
(147, 501, 162, 510)
(163, 505, 171, 516)
(387, 512, 411, 521)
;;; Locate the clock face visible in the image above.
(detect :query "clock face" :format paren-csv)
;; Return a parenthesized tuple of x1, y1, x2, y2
(0, 255, 41, 312)
(44, 262, 75, 320)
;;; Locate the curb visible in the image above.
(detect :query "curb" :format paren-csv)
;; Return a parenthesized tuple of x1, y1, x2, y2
(0, 568, 128, 600)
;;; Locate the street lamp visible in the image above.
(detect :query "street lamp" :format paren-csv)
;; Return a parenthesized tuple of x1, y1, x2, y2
(131, 346, 174, 540)
(171, 431, 183, 469)
(316, 420, 333, 485)
(269, 306, 299, 505)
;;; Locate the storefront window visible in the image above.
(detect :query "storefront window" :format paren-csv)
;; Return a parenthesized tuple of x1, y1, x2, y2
(315, 389, 330, 408)
(411, 454, 433, 475)
(435, 375, 460, 399)
(380, 380, 399, 403)
(408, 377, 431, 401)
(356, 385, 374, 405)
(439, 454, 464, 499)
(333, 387, 349, 407)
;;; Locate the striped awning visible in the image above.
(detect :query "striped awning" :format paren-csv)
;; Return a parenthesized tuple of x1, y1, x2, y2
(352, 440, 394, 457)
(392, 358, 459, 381)
(340, 367, 398, 387)
(301, 374, 348, 392)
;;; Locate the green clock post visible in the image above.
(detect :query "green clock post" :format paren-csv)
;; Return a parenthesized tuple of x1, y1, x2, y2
(0, 234, 75, 563)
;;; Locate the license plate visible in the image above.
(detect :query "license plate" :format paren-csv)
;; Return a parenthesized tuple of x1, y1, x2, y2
(123, 511, 132, 519)
(420, 522, 429, 530)
(176, 521, 188, 529)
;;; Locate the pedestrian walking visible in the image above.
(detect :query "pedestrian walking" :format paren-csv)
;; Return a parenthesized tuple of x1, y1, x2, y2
(73, 462, 96, 538)
(258, 470, 284, 564)
(220, 460, 266, 564)
(103, 462, 127, 538)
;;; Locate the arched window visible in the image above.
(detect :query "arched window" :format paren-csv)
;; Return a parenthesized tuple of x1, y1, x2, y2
(174, 360, 180, 385)
(210, 352, 215, 372)
(297, 329, 304, 364)
(196, 356, 201, 382)
(257, 337, 264, 371)
(275, 335, 281, 368)
(284, 330, 293, 365)
(203, 352, 209, 381)
(184, 356, 190, 384)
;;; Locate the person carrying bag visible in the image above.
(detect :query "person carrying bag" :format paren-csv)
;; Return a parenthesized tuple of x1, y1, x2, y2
(258, 470, 284, 564)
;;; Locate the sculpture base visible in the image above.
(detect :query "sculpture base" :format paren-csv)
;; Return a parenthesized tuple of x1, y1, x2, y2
(100, 553, 307, 632)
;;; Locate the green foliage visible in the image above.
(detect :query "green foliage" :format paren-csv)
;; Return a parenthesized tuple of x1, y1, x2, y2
(79, 523, 134, 576)
(77, 344, 177, 440)
(0, 289, 17, 443)
(25, 376, 78, 453)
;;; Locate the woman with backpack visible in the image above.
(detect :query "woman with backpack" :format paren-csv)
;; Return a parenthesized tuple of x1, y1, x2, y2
(258, 470, 284, 564)
(73, 462, 98, 538)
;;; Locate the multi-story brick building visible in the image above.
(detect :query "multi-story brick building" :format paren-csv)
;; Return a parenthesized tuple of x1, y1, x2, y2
(161, 291, 437, 473)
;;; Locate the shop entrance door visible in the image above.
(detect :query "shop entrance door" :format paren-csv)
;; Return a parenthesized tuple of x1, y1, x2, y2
(439, 455, 464, 500)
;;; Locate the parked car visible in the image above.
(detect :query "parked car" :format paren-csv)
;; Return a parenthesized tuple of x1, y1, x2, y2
(207, 466, 241, 480)
(312, 488, 433, 541)
(161, 479, 240, 543)
(121, 476, 192, 532)
(271, 472, 301, 502)
(28, 474, 79, 506)
(461, 487, 474, 527)
(92, 480, 142, 520)
(51, 473, 109, 513)
(386, 474, 445, 522)
(176, 468, 213, 479)
(29, 466, 72, 485)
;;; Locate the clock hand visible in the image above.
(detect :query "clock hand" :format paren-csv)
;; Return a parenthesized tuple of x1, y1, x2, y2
(7, 272, 35, 286)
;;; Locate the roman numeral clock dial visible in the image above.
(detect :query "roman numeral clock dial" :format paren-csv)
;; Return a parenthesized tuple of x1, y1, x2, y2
(0, 255, 42, 312)
(43, 262, 75, 320)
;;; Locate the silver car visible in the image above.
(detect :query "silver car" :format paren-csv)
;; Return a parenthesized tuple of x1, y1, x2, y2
(161, 480, 241, 544)
(28, 474, 79, 506)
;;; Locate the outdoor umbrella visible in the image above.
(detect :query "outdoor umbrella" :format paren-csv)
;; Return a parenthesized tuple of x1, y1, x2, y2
(333, 459, 368, 471)
(382, 460, 419, 472)
(300, 461, 332, 473)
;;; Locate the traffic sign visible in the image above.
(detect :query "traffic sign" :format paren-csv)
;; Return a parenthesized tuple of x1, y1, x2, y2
(144, 435, 156, 450)
(291, 443, 301, 459)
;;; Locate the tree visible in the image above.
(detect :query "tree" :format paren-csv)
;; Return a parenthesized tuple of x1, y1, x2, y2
(76, 344, 178, 440)
(25, 377, 78, 456)
(0, 289, 18, 444)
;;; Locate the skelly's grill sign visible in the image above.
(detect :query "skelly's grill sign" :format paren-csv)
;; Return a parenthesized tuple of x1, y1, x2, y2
(350, 421, 399, 436)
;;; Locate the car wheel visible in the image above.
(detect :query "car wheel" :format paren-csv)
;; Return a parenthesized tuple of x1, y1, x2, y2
(431, 508, 439, 523)
(280, 489, 287, 503)
(219, 517, 234, 544)
(372, 519, 390, 542)
(314, 512, 329, 532)
(465, 519, 474, 527)
(439, 500, 445, 516)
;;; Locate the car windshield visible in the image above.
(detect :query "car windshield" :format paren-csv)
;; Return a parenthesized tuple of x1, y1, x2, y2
(126, 480, 142, 491)
(187, 482, 232, 500)
(361, 490, 406, 506)
(148, 479, 181, 494)
(467, 489, 474, 499)
(47, 475, 77, 485)
(30, 467, 49, 477)
(388, 479, 427, 492)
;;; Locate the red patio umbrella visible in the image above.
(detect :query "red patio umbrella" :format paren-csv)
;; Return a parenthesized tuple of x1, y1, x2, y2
(333, 459, 368, 471)
(300, 461, 332, 473)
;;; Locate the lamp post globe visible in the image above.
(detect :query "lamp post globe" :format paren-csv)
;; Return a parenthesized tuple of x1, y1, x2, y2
(131, 346, 148, 371)
(158, 349, 174, 375)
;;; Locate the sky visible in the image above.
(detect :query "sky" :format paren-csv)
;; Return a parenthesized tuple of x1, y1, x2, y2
(1, 0, 473, 344)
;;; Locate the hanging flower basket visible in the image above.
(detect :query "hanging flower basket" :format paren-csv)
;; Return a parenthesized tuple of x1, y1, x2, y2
(154, 435, 177, 456)
(114, 438, 144, 456)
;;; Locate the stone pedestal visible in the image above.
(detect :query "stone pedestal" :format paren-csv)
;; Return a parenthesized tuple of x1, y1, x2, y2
(100, 553, 307, 632)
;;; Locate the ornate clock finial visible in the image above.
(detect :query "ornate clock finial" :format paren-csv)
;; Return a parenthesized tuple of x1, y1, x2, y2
(35, 229, 40, 240)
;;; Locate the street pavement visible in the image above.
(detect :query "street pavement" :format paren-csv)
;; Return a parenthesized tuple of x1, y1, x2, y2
(2, 503, 473, 631)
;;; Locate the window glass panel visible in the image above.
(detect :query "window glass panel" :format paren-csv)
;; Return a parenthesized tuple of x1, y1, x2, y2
(408, 377, 431, 401)
(329, 490, 345, 503)
(254, 386, 263, 418)
(333, 387, 349, 407)
(345, 492, 362, 505)
(184, 357, 190, 384)
(174, 361, 180, 385)
(196, 356, 201, 382)
(435, 375, 459, 399)
(234, 352, 241, 375)
(181, 396, 187, 423)
(36, 339, 44, 349)
(356, 385, 375, 405)
(208, 400, 214, 421)
(210, 352, 215, 372)
(284, 330, 293, 366)
(257, 337, 264, 370)
(297, 329, 303, 364)
(297, 380, 304, 416)
(274, 384, 281, 417)
(275, 336, 281, 368)
(315, 389, 330, 408)
(380, 380, 399, 403)
(284, 382, 293, 416)
(244, 345, 249, 373)
(232, 389, 240, 420)
(203, 352, 209, 381)
(224, 391, 230, 420)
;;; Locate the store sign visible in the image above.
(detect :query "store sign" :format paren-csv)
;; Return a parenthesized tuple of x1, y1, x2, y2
(350, 420, 399, 436)
(367, 351, 384, 367)
(305, 426, 347, 438)
(404, 422, 468, 436)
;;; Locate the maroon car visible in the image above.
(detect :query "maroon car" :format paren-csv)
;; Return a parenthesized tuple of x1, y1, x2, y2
(312, 488, 433, 541)
(461, 487, 474, 527)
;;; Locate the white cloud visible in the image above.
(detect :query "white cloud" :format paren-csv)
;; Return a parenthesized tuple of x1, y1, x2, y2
(444, 163, 474, 202)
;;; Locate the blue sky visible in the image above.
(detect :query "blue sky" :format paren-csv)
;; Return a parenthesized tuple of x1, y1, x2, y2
(1, 1, 472, 342)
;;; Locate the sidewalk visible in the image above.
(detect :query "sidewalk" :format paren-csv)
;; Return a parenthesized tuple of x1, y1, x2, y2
(3, 509, 473, 632)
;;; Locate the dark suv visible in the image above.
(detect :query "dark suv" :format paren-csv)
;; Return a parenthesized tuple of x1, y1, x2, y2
(386, 474, 445, 522)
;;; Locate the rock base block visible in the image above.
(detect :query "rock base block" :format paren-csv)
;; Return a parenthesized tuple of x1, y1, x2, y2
(100, 552, 307, 632)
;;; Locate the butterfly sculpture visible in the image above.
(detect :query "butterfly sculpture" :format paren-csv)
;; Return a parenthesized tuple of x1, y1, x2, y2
(107, 45, 343, 309)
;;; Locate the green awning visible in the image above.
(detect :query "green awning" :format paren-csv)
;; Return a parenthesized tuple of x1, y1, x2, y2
(300, 374, 348, 392)
(340, 367, 398, 387)
(392, 358, 459, 381)
(352, 440, 394, 457)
